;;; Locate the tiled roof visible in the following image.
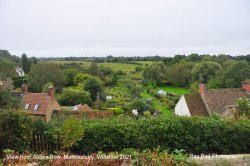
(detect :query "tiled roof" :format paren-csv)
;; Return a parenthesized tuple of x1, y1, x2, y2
(78, 104, 93, 112)
(203, 88, 249, 114)
(22, 93, 51, 115)
(184, 93, 208, 116)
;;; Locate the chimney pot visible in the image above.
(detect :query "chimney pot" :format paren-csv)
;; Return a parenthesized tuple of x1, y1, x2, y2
(21, 84, 28, 93)
(242, 80, 250, 93)
(199, 83, 206, 95)
(48, 86, 55, 99)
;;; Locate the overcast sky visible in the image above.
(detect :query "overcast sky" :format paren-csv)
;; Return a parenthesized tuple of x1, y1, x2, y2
(0, 0, 250, 57)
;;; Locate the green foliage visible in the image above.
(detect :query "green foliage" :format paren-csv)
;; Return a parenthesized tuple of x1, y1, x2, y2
(58, 88, 92, 106)
(84, 77, 103, 101)
(0, 90, 21, 109)
(166, 61, 193, 86)
(143, 62, 167, 85)
(0, 58, 16, 77)
(104, 108, 124, 115)
(143, 111, 151, 117)
(60, 117, 84, 149)
(220, 61, 250, 88)
(74, 73, 92, 86)
(191, 61, 221, 83)
(236, 98, 250, 118)
(63, 68, 79, 86)
(172, 149, 188, 164)
(21, 53, 29, 73)
(127, 99, 146, 114)
(46, 117, 84, 150)
(0, 109, 33, 152)
(73, 116, 250, 155)
(27, 63, 66, 92)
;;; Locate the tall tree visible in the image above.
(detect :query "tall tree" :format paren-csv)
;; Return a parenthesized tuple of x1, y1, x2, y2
(191, 61, 221, 83)
(21, 53, 29, 73)
(84, 77, 102, 101)
(27, 63, 66, 92)
(143, 62, 167, 85)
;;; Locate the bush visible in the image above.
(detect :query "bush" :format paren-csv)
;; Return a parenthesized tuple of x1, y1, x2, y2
(0, 109, 33, 152)
(103, 108, 124, 115)
(143, 111, 151, 117)
(58, 88, 92, 106)
(73, 116, 250, 155)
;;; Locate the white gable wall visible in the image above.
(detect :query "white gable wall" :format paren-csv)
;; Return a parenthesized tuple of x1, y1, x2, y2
(175, 95, 191, 116)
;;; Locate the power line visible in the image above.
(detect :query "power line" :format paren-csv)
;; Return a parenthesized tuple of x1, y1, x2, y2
(83, 0, 120, 56)
(149, 0, 183, 56)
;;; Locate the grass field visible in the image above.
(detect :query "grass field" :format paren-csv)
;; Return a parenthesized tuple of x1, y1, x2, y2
(157, 86, 189, 95)
(44, 60, 152, 79)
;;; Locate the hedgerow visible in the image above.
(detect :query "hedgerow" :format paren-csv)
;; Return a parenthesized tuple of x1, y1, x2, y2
(72, 116, 250, 154)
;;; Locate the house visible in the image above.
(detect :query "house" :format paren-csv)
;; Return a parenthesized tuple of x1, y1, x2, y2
(16, 67, 25, 77)
(21, 84, 60, 122)
(158, 90, 166, 96)
(0, 77, 13, 91)
(175, 80, 250, 117)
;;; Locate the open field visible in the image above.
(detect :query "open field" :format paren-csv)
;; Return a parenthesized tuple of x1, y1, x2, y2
(158, 86, 190, 95)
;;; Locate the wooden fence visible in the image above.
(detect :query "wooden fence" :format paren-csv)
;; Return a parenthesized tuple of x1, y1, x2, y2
(31, 135, 61, 153)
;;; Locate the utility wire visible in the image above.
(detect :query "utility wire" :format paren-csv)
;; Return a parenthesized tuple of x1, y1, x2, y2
(149, 0, 183, 56)
(83, 0, 120, 56)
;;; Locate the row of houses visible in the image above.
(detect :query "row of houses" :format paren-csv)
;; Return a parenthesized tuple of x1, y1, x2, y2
(175, 80, 250, 117)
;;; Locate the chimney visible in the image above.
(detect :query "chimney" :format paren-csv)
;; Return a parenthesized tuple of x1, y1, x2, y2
(48, 86, 55, 99)
(21, 84, 28, 93)
(199, 83, 206, 96)
(242, 80, 250, 93)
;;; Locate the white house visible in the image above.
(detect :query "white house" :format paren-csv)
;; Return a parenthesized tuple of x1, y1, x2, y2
(174, 95, 191, 116)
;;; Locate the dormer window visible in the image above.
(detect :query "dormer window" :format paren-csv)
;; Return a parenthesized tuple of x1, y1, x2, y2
(34, 104, 39, 111)
(24, 104, 30, 110)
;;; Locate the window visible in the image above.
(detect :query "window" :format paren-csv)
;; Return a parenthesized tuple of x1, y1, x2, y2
(34, 104, 39, 111)
(24, 104, 30, 110)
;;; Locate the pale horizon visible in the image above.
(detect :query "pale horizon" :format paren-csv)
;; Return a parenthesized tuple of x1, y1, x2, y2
(0, 0, 250, 57)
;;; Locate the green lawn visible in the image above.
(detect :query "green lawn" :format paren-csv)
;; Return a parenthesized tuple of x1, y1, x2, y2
(157, 86, 189, 95)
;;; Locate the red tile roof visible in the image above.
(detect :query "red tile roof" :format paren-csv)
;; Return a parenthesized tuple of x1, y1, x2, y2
(22, 93, 51, 115)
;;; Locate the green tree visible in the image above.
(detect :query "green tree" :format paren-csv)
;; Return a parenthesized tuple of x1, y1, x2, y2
(58, 88, 92, 106)
(236, 98, 250, 118)
(166, 61, 193, 86)
(21, 53, 29, 73)
(0, 90, 21, 109)
(74, 73, 92, 86)
(128, 99, 146, 114)
(220, 61, 250, 88)
(84, 77, 103, 101)
(0, 109, 33, 152)
(27, 63, 66, 92)
(0, 59, 16, 77)
(63, 68, 79, 86)
(191, 61, 221, 83)
(88, 62, 100, 76)
(143, 62, 167, 85)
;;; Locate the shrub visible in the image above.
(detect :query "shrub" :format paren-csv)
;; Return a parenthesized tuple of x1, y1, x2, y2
(143, 111, 151, 117)
(58, 88, 92, 106)
(73, 116, 250, 155)
(0, 109, 33, 152)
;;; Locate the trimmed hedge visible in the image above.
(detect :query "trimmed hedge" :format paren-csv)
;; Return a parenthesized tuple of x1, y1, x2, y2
(72, 116, 250, 155)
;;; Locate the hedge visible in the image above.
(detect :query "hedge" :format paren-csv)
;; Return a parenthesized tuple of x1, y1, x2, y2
(72, 116, 250, 155)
